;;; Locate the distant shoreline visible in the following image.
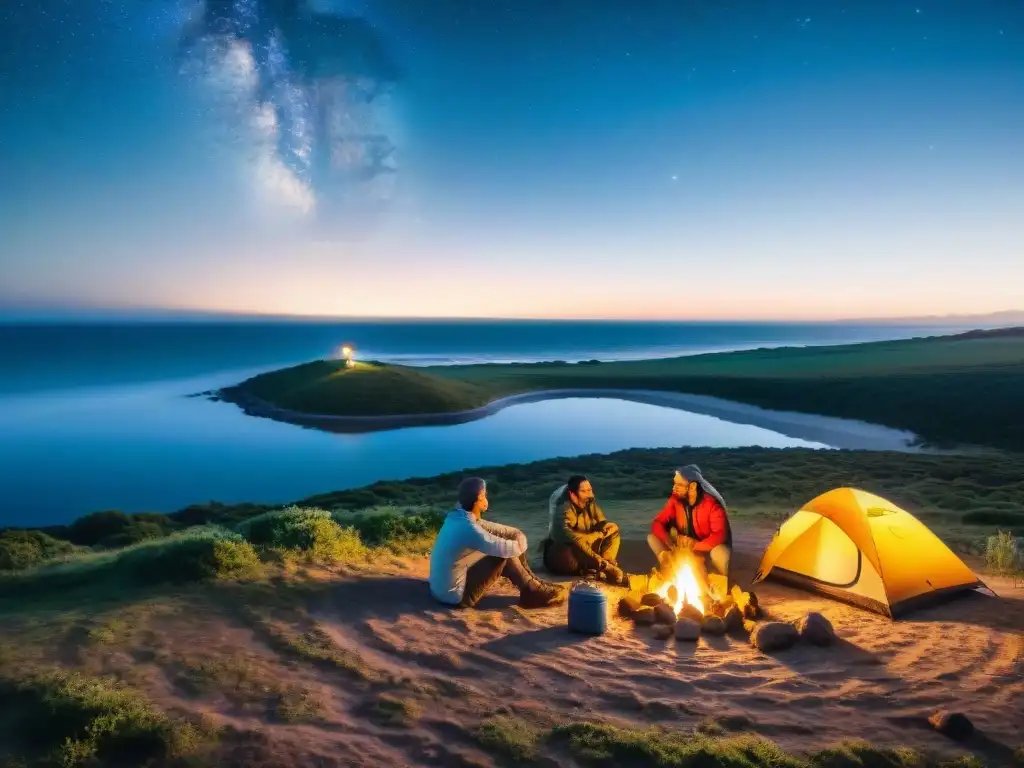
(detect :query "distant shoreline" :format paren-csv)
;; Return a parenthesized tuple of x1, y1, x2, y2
(213, 387, 926, 452)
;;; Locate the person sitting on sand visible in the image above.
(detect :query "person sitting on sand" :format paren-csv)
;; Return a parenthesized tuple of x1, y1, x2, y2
(541, 475, 629, 586)
(648, 465, 733, 580)
(429, 477, 566, 609)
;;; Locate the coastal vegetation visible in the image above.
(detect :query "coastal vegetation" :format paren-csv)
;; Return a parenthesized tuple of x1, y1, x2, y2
(217, 327, 1024, 452)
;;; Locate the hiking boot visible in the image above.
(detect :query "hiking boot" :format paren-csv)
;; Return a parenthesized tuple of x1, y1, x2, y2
(602, 564, 630, 588)
(519, 583, 567, 609)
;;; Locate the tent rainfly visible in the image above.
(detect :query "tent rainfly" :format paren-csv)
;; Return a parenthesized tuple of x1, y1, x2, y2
(752, 487, 988, 618)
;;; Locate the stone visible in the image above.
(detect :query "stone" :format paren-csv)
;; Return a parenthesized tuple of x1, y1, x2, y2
(795, 612, 836, 646)
(641, 592, 664, 607)
(701, 615, 727, 636)
(675, 618, 701, 641)
(634, 606, 656, 625)
(928, 711, 973, 742)
(618, 595, 642, 618)
(723, 606, 743, 633)
(653, 604, 676, 625)
(652, 623, 674, 640)
(750, 621, 799, 652)
(679, 604, 703, 623)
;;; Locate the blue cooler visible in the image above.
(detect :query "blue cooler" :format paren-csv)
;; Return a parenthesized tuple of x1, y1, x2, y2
(567, 581, 608, 635)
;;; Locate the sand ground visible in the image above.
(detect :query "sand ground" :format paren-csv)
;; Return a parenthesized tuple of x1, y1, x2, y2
(5, 526, 1021, 767)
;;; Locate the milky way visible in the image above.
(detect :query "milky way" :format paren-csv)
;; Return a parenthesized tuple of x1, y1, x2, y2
(177, 0, 402, 229)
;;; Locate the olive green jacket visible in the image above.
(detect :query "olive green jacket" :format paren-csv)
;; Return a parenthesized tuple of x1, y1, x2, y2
(549, 494, 610, 552)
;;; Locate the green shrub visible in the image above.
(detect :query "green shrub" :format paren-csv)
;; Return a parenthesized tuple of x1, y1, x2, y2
(985, 530, 1021, 575)
(65, 510, 134, 547)
(0, 669, 209, 766)
(343, 507, 445, 548)
(237, 506, 366, 564)
(116, 527, 261, 585)
(100, 521, 167, 549)
(0, 530, 83, 571)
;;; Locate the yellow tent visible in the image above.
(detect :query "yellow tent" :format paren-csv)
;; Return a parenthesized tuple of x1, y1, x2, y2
(752, 488, 987, 618)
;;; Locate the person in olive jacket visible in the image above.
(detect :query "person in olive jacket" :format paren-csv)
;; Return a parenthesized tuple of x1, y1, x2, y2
(541, 475, 629, 586)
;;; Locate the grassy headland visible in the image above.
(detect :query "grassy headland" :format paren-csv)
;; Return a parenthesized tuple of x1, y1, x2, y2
(1, 447, 1023, 766)
(216, 327, 1024, 452)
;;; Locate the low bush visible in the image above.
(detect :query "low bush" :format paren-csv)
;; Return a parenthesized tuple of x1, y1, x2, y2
(0, 530, 84, 572)
(237, 506, 366, 564)
(342, 507, 445, 548)
(117, 527, 262, 585)
(0, 669, 213, 766)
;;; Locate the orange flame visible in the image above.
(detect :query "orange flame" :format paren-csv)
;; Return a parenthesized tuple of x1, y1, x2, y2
(655, 552, 705, 616)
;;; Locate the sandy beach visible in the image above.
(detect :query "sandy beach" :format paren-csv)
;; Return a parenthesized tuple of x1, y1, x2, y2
(218, 387, 926, 451)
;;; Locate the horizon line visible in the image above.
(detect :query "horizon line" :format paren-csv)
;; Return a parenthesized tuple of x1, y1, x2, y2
(0, 306, 1022, 325)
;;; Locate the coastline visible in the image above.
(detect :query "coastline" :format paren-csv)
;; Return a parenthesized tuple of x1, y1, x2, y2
(212, 386, 926, 452)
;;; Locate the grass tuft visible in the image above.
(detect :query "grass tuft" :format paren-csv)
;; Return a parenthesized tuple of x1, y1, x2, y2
(985, 530, 1021, 575)
(368, 694, 421, 727)
(474, 715, 544, 761)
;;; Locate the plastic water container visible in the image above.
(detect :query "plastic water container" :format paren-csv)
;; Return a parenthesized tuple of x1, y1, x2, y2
(567, 581, 608, 635)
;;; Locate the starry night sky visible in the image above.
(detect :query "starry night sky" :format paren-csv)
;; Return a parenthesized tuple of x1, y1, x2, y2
(1, 0, 1021, 320)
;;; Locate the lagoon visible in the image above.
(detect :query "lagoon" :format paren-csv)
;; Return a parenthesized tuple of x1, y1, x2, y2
(0, 370, 831, 527)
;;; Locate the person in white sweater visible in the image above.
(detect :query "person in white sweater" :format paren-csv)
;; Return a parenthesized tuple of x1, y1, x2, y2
(429, 477, 566, 609)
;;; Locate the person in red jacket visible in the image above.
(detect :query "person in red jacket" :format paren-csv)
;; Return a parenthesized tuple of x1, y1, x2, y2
(648, 465, 733, 580)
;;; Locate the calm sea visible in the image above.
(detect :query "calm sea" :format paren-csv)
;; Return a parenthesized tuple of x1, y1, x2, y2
(0, 319, 967, 395)
(0, 319, 971, 526)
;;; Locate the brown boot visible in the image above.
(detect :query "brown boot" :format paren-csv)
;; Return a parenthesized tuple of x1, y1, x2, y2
(519, 582, 567, 609)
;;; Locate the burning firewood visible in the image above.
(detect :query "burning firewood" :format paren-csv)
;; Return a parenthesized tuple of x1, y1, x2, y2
(641, 593, 664, 607)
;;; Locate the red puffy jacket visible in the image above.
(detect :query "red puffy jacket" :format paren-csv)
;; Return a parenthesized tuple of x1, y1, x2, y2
(650, 494, 731, 553)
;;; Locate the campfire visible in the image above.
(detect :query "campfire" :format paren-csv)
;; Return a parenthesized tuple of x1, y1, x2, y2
(654, 548, 708, 617)
(619, 549, 761, 640)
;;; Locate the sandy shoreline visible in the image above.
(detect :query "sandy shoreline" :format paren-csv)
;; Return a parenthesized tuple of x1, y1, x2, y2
(213, 387, 925, 451)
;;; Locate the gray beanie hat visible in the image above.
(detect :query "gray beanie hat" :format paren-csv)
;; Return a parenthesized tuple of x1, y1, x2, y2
(457, 477, 486, 510)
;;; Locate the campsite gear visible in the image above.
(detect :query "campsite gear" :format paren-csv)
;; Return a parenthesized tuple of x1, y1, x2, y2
(752, 488, 988, 618)
(567, 581, 608, 635)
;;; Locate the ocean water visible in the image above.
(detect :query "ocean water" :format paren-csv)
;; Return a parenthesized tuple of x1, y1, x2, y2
(0, 319, 970, 526)
(0, 319, 967, 395)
